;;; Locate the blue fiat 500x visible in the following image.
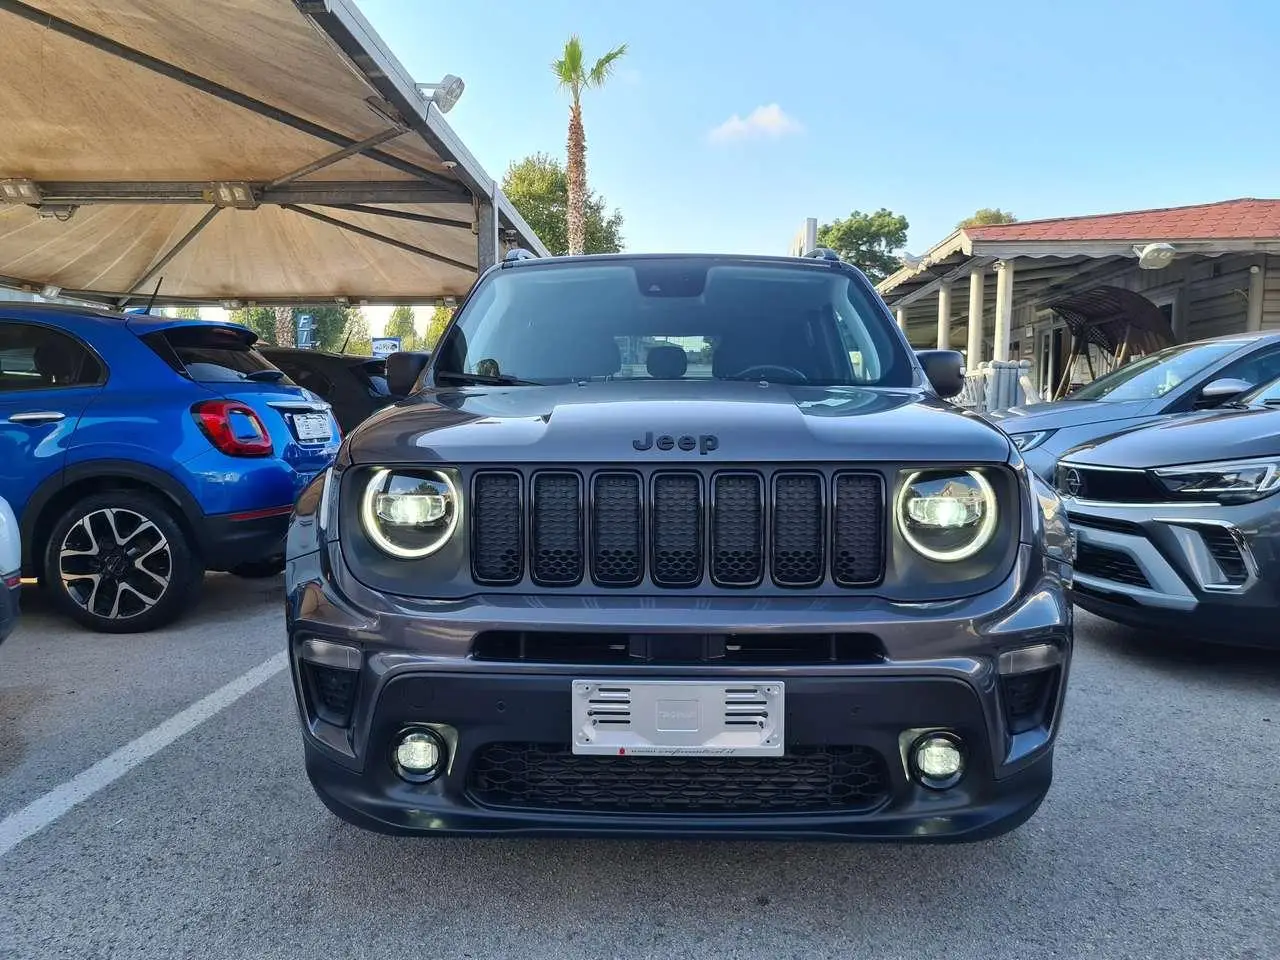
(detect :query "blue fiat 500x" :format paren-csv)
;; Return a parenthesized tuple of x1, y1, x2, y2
(0, 303, 340, 633)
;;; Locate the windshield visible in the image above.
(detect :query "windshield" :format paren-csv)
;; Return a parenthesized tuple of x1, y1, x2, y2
(1066, 339, 1244, 402)
(433, 259, 915, 388)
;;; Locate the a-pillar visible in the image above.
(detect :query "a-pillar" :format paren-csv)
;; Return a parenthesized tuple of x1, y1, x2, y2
(476, 189, 500, 272)
(966, 269, 985, 365)
(936, 281, 952, 350)
(993, 259, 1016, 362)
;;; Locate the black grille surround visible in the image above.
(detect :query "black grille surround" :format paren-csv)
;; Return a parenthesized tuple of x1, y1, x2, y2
(1057, 464, 1166, 502)
(468, 466, 887, 591)
(466, 742, 892, 814)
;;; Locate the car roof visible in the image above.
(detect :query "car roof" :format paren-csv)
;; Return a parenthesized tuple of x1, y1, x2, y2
(499, 252, 848, 272)
(0, 301, 254, 338)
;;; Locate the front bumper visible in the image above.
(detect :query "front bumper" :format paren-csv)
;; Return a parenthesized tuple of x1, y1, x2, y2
(196, 507, 291, 571)
(287, 542, 1072, 841)
(1065, 497, 1280, 645)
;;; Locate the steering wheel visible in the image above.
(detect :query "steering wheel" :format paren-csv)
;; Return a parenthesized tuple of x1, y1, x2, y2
(730, 364, 810, 383)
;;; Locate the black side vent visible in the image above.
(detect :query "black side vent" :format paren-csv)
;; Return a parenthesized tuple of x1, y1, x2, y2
(471, 471, 523, 585)
(1199, 526, 1250, 585)
(651, 473, 703, 587)
(772, 472, 824, 587)
(831, 473, 884, 586)
(531, 472, 583, 585)
(710, 473, 764, 586)
(592, 473, 643, 586)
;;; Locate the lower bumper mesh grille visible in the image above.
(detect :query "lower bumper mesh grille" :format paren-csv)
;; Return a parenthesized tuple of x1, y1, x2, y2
(1076, 542, 1150, 588)
(467, 742, 891, 813)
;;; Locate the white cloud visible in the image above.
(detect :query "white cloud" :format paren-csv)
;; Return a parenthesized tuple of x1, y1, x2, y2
(707, 104, 803, 144)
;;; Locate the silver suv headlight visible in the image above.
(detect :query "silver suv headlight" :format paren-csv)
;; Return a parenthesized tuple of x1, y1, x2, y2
(360, 468, 460, 558)
(895, 469, 998, 562)
(1009, 429, 1056, 452)
(1153, 456, 1280, 503)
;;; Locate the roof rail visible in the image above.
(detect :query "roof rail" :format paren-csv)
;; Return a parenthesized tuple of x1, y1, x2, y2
(803, 247, 842, 262)
(503, 248, 538, 262)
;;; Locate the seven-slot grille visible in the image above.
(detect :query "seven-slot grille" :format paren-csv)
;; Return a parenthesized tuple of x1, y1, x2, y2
(470, 468, 884, 589)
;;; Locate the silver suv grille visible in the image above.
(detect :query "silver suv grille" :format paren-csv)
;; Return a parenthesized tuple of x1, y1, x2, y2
(470, 468, 885, 589)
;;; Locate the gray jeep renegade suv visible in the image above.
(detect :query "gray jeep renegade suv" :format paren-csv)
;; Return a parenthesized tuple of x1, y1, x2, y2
(285, 250, 1075, 842)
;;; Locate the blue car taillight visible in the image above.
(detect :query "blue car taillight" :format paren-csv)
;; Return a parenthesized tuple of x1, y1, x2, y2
(191, 399, 274, 457)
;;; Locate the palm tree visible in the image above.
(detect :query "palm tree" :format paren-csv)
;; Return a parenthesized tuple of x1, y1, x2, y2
(272, 306, 295, 347)
(552, 35, 626, 256)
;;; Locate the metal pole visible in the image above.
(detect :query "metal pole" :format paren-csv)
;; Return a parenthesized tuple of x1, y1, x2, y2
(281, 204, 474, 272)
(116, 207, 221, 305)
(263, 127, 408, 190)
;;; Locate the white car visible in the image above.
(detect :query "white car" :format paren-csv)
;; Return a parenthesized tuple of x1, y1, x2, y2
(0, 494, 20, 644)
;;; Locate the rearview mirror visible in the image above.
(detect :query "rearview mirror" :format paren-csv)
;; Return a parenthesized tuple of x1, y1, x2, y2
(1197, 377, 1252, 406)
(386, 351, 431, 397)
(915, 349, 966, 399)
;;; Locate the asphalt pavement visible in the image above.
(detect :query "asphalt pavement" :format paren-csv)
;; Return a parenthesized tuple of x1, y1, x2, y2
(1, 575, 1277, 960)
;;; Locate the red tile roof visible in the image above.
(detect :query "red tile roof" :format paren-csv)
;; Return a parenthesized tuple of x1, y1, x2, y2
(964, 198, 1280, 242)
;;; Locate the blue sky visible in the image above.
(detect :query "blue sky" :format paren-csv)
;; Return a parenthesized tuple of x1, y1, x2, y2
(356, 0, 1279, 258)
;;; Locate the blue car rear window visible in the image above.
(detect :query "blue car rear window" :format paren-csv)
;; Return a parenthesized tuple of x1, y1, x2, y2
(144, 327, 286, 383)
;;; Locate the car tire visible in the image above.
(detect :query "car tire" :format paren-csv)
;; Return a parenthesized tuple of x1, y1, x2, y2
(43, 491, 203, 634)
(229, 560, 284, 579)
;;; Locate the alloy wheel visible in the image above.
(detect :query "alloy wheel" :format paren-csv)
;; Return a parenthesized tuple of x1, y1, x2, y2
(58, 508, 173, 621)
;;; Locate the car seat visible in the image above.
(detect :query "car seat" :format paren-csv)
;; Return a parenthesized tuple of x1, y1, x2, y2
(645, 344, 687, 379)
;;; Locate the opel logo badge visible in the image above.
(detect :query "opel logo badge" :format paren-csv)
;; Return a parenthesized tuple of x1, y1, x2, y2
(1063, 468, 1083, 497)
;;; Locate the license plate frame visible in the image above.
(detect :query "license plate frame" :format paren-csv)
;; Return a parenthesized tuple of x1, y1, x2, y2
(292, 412, 332, 443)
(570, 679, 785, 757)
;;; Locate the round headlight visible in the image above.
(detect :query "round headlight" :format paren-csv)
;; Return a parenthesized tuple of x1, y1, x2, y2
(360, 468, 460, 558)
(895, 469, 997, 562)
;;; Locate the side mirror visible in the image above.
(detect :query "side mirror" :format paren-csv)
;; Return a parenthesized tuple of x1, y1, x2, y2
(915, 349, 966, 399)
(1197, 377, 1251, 406)
(386, 351, 431, 397)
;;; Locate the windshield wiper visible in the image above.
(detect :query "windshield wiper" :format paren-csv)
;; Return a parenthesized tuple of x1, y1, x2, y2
(436, 370, 541, 387)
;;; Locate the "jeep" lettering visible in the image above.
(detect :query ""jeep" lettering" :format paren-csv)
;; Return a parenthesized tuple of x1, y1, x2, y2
(632, 432, 719, 455)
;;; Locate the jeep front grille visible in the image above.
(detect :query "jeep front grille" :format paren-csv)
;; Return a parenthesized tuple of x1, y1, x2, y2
(470, 467, 885, 589)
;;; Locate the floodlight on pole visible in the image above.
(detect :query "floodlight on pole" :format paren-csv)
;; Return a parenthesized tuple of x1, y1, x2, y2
(415, 74, 465, 113)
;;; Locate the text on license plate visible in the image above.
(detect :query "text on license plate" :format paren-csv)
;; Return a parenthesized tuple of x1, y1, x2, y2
(292, 412, 332, 442)
(570, 679, 785, 757)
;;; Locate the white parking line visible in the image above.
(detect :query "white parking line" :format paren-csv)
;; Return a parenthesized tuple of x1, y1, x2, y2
(0, 651, 288, 859)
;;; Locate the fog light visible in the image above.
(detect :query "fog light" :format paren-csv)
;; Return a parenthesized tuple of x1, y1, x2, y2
(393, 729, 445, 783)
(911, 732, 965, 790)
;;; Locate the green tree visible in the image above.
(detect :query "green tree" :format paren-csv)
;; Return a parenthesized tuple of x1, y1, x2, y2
(552, 35, 627, 255)
(342, 309, 372, 356)
(422, 305, 453, 350)
(817, 209, 910, 284)
(229, 306, 278, 344)
(385, 305, 417, 350)
(172, 306, 201, 319)
(957, 208, 1018, 229)
(503, 153, 624, 256)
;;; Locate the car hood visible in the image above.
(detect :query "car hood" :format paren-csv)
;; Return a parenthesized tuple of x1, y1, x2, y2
(986, 398, 1153, 432)
(1062, 406, 1280, 470)
(344, 381, 1013, 465)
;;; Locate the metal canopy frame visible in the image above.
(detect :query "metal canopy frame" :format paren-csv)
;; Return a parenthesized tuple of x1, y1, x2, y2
(0, 0, 548, 307)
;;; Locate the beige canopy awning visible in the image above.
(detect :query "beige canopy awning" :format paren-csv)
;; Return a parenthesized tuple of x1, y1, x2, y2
(0, 0, 548, 307)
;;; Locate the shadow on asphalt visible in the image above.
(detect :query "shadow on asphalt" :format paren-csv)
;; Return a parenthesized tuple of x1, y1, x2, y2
(1076, 609, 1280, 687)
(15, 572, 283, 627)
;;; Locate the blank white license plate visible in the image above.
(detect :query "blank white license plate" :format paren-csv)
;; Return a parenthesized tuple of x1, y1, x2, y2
(571, 680, 784, 757)
(292, 413, 331, 442)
